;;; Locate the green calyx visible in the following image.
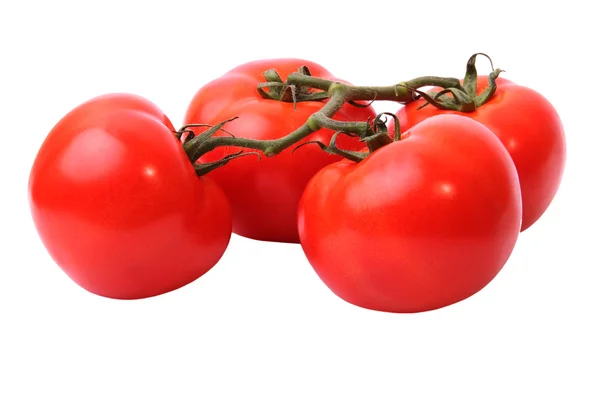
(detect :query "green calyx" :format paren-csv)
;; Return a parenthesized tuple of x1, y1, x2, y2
(408, 53, 504, 112)
(177, 118, 261, 175)
(293, 112, 401, 162)
(257, 66, 329, 108)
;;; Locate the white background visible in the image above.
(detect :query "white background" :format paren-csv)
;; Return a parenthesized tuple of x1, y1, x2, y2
(1, 1, 598, 399)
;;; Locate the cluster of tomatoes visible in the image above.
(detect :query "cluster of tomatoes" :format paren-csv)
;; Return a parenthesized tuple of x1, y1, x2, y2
(28, 58, 566, 313)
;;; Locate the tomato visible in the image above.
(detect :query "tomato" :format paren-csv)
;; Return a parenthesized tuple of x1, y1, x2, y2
(184, 59, 376, 243)
(393, 76, 566, 231)
(29, 93, 232, 299)
(298, 115, 522, 313)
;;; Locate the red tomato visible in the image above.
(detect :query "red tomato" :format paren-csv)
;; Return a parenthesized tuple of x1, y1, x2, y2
(298, 115, 522, 313)
(184, 59, 376, 243)
(29, 93, 232, 299)
(393, 76, 566, 231)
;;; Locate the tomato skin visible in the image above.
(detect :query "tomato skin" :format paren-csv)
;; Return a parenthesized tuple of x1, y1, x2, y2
(298, 115, 522, 313)
(29, 94, 232, 299)
(184, 59, 376, 243)
(393, 77, 566, 231)
(55, 92, 176, 131)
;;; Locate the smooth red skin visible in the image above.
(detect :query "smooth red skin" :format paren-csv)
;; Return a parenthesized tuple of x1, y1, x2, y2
(184, 59, 376, 243)
(56, 92, 176, 132)
(299, 115, 522, 313)
(29, 94, 232, 299)
(392, 77, 566, 231)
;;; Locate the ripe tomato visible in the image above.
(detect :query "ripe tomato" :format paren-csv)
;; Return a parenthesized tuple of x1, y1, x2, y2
(184, 59, 376, 243)
(298, 115, 522, 313)
(393, 76, 566, 231)
(29, 94, 232, 299)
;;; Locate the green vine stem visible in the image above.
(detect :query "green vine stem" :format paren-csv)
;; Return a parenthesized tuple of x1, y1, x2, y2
(184, 53, 502, 175)
(183, 76, 461, 162)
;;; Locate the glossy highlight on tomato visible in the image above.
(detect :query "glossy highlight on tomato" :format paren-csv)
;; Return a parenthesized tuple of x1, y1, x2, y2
(393, 76, 566, 231)
(29, 93, 232, 299)
(299, 114, 522, 313)
(184, 59, 376, 243)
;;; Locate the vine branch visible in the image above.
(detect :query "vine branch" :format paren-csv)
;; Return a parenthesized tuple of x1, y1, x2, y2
(183, 53, 502, 175)
(184, 76, 460, 163)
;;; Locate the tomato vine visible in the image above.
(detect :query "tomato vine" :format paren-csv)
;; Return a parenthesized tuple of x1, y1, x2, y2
(184, 53, 503, 175)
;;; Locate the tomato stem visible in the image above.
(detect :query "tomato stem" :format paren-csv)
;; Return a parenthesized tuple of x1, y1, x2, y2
(412, 53, 504, 112)
(186, 53, 504, 174)
(257, 66, 329, 108)
(185, 76, 460, 169)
